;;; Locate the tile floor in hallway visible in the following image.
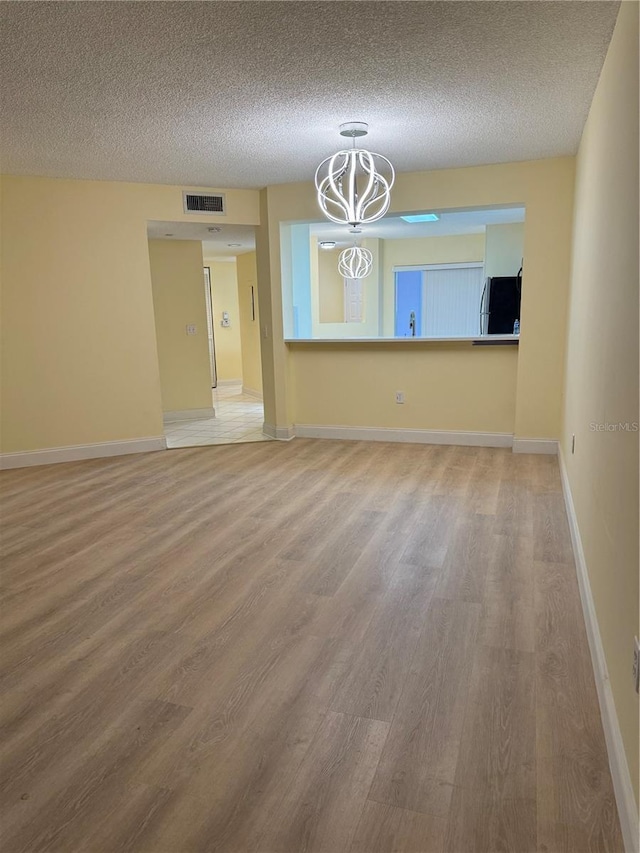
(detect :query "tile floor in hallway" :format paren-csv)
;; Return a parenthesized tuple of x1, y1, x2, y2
(164, 385, 272, 448)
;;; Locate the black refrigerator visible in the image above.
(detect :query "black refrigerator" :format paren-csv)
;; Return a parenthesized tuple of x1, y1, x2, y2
(480, 273, 522, 334)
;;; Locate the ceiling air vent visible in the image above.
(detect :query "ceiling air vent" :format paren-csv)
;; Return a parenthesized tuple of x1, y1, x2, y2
(183, 192, 226, 215)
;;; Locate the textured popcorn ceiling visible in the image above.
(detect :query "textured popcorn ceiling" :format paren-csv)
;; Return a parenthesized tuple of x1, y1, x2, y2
(0, 1, 619, 189)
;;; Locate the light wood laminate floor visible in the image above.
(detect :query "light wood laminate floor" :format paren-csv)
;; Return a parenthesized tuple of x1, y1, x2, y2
(0, 440, 623, 852)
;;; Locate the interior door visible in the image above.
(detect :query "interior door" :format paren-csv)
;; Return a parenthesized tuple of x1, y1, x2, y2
(344, 278, 364, 323)
(203, 267, 217, 388)
(395, 270, 423, 336)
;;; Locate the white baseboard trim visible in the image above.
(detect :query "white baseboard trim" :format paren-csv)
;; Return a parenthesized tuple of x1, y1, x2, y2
(558, 449, 639, 853)
(262, 423, 295, 441)
(242, 386, 263, 401)
(512, 438, 558, 454)
(294, 424, 513, 447)
(0, 436, 167, 470)
(163, 407, 215, 423)
(216, 379, 242, 388)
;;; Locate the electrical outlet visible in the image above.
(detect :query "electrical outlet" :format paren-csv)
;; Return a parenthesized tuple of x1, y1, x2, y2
(186, 324, 197, 336)
(571, 434, 576, 454)
(395, 391, 405, 404)
(633, 636, 640, 694)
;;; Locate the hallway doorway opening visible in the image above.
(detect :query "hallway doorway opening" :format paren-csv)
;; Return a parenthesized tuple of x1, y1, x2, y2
(147, 221, 271, 448)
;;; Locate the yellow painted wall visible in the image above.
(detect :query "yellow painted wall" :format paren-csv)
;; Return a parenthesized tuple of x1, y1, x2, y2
(257, 156, 574, 438)
(254, 188, 285, 430)
(561, 1, 639, 806)
(484, 222, 524, 279)
(148, 240, 212, 413)
(381, 233, 485, 336)
(1, 162, 572, 450)
(0, 174, 259, 452)
(317, 247, 344, 323)
(290, 342, 518, 433)
(235, 252, 263, 396)
(1, 178, 162, 450)
(205, 259, 243, 382)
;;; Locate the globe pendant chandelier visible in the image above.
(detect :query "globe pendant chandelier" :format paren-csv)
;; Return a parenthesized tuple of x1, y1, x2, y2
(315, 122, 395, 228)
(338, 246, 373, 279)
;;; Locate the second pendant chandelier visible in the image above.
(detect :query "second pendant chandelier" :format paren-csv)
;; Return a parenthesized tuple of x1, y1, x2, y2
(338, 246, 373, 279)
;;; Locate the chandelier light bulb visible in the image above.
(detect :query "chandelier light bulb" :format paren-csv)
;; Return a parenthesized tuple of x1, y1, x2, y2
(315, 123, 395, 228)
(338, 246, 373, 279)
